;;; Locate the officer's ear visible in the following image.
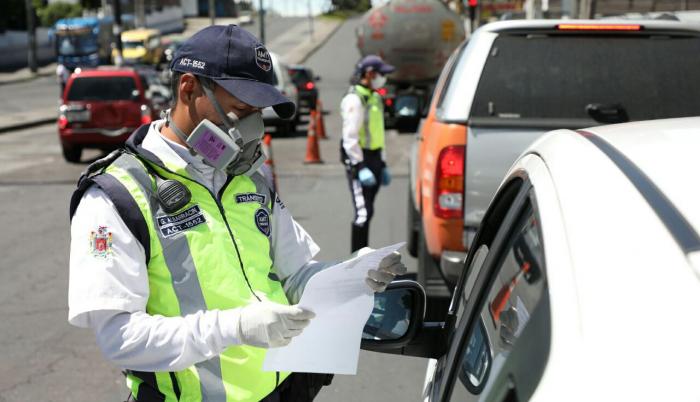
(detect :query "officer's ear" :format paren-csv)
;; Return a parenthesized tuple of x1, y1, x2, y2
(178, 73, 199, 104)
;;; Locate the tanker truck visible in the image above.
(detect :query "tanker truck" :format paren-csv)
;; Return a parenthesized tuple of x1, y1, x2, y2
(355, 0, 466, 132)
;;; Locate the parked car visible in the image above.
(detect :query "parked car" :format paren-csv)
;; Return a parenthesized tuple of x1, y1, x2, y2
(367, 117, 700, 402)
(407, 19, 700, 315)
(58, 67, 157, 162)
(287, 65, 320, 112)
(262, 52, 299, 135)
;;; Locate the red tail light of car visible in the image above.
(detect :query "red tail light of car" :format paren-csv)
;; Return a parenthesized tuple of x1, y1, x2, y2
(140, 104, 152, 125)
(376, 87, 388, 97)
(434, 145, 464, 219)
(58, 115, 69, 130)
(305, 81, 315, 90)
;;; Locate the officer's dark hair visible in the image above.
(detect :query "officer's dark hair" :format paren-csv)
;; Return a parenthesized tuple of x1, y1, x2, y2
(170, 71, 184, 109)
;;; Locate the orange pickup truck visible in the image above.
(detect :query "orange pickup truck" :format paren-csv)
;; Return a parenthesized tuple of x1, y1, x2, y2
(407, 43, 467, 309)
(409, 20, 700, 318)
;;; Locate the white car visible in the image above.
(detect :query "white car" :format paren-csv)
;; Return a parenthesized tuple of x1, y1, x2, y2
(262, 51, 299, 135)
(363, 117, 700, 401)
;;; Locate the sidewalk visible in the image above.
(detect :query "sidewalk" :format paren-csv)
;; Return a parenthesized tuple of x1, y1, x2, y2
(0, 16, 343, 134)
(0, 63, 57, 86)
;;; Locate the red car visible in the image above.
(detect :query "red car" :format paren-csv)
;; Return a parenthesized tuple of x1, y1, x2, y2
(58, 67, 158, 162)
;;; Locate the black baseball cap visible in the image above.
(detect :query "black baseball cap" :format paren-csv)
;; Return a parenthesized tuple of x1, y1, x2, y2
(356, 55, 395, 75)
(171, 25, 295, 119)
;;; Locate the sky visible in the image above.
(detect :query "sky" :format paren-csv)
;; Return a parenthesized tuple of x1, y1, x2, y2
(256, 0, 390, 17)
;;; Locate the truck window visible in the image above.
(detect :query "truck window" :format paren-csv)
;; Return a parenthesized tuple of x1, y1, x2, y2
(67, 76, 138, 101)
(470, 34, 700, 124)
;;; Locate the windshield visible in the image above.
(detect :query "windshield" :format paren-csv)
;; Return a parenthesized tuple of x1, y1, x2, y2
(123, 40, 145, 49)
(470, 33, 700, 124)
(67, 76, 138, 101)
(55, 30, 98, 56)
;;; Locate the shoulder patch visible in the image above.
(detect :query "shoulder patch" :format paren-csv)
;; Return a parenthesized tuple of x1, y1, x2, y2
(156, 205, 207, 238)
(236, 193, 266, 204)
(255, 208, 271, 237)
(89, 226, 113, 258)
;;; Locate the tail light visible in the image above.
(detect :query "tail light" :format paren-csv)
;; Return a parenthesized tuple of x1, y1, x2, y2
(376, 87, 388, 97)
(305, 81, 315, 90)
(140, 104, 152, 124)
(385, 98, 393, 107)
(434, 145, 464, 219)
(58, 115, 68, 130)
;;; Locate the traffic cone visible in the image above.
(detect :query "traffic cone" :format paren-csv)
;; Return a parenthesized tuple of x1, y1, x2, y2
(261, 133, 278, 190)
(315, 99, 328, 140)
(304, 111, 323, 164)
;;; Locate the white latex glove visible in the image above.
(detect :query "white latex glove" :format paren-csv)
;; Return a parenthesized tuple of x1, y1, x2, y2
(235, 300, 315, 348)
(365, 251, 408, 292)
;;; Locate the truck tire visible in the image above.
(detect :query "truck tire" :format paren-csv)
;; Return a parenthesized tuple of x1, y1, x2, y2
(406, 188, 419, 257)
(417, 229, 451, 321)
(62, 144, 82, 163)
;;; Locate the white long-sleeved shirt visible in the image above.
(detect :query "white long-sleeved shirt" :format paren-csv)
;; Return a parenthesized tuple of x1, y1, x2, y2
(68, 120, 330, 371)
(340, 92, 365, 166)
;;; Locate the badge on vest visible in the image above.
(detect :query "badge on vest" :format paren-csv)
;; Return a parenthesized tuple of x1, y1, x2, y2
(157, 205, 207, 238)
(255, 208, 271, 237)
(236, 193, 266, 204)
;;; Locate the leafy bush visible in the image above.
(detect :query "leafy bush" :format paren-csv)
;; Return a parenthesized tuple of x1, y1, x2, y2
(36, 2, 83, 27)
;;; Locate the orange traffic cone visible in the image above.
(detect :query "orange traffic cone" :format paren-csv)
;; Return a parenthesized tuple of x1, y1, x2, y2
(304, 111, 323, 164)
(314, 99, 327, 140)
(261, 133, 278, 190)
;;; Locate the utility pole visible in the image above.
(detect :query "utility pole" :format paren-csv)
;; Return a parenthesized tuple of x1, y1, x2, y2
(259, 0, 266, 44)
(135, 0, 146, 28)
(209, 0, 216, 25)
(113, 0, 124, 66)
(24, 0, 37, 73)
(307, 0, 314, 39)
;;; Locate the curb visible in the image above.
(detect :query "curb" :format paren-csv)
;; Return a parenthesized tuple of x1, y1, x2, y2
(0, 116, 56, 135)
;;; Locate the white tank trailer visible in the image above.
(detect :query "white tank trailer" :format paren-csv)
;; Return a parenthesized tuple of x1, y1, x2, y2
(356, 0, 466, 85)
(355, 0, 465, 132)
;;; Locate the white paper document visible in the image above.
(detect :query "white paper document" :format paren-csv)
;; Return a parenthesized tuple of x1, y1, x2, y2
(263, 242, 405, 375)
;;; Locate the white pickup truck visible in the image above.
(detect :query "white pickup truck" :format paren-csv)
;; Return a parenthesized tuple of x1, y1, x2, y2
(407, 19, 700, 313)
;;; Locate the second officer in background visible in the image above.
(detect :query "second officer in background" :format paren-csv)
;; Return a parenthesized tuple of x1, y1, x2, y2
(340, 55, 395, 252)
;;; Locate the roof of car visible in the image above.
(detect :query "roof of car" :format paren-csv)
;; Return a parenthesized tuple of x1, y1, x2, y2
(478, 18, 700, 34)
(522, 118, 700, 399)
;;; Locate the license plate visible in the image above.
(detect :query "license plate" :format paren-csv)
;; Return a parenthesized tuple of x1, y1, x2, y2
(66, 109, 91, 122)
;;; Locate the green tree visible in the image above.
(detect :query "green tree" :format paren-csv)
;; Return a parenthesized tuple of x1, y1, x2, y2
(330, 0, 372, 12)
(35, 1, 83, 27)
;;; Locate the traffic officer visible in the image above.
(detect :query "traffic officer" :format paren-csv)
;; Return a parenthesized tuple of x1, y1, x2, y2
(68, 25, 406, 402)
(340, 55, 395, 252)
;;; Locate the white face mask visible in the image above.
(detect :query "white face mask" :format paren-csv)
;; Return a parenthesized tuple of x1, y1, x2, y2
(371, 74, 387, 89)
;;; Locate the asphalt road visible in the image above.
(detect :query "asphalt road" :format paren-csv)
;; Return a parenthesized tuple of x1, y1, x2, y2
(0, 17, 428, 402)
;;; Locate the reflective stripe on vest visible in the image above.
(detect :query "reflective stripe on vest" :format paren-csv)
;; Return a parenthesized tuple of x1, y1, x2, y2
(353, 85, 385, 151)
(104, 152, 290, 402)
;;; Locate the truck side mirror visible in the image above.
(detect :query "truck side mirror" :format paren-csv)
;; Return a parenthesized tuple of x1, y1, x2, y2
(395, 94, 421, 133)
